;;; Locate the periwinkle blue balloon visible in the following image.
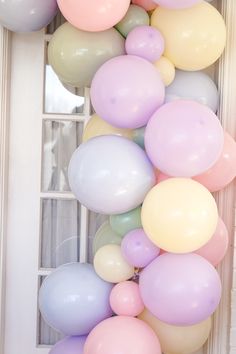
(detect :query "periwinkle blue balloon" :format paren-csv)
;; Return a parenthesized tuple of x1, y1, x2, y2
(68, 136, 155, 215)
(165, 70, 219, 112)
(39, 263, 113, 336)
(0, 0, 58, 33)
(50, 336, 86, 354)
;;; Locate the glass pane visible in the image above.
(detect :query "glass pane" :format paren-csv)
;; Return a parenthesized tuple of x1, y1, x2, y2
(88, 212, 108, 263)
(40, 199, 80, 268)
(42, 120, 83, 192)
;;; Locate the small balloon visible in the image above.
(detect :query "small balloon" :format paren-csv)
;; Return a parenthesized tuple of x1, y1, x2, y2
(115, 5, 150, 38)
(93, 221, 122, 255)
(50, 336, 86, 354)
(132, 0, 157, 11)
(153, 0, 201, 8)
(154, 56, 175, 86)
(110, 206, 142, 237)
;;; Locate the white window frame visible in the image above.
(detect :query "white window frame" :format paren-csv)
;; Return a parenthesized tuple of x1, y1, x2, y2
(0, 1, 236, 353)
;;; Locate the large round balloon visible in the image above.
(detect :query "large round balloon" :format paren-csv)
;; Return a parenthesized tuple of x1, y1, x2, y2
(139, 309, 212, 354)
(90, 55, 165, 129)
(165, 70, 219, 112)
(153, 0, 201, 8)
(109, 206, 142, 237)
(151, 2, 226, 70)
(0, 0, 58, 32)
(93, 221, 122, 255)
(145, 100, 224, 177)
(84, 316, 162, 354)
(57, 0, 130, 32)
(39, 263, 113, 335)
(48, 23, 125, 88)
(139, 253, 222, 325)
(68, 136, 155, 214)
(50, 336, 87, 354)
(141, 178, 218, 253)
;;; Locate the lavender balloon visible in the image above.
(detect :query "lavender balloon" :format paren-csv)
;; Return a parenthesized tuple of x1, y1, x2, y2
(50, 336, 86, 354)
(0, 0, 58, 32)
(125, 25, 164, 62)
(121, 228, 160, 268)
(145, 100, 224, 177)
(139, 253, 222, 326)
(90, 55, 165, 129)
(39, 263, 113, 336)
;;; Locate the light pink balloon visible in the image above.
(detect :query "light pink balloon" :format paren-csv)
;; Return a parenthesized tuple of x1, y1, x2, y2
(84, 316, 162, 354)
(109, 281, 144, 316)
(156, 171, 170, 183)
(153, 0, 201, 9)
(194, 132, 236, 192)
(132, 0, 157, 11)
(195, 218, 229, 266)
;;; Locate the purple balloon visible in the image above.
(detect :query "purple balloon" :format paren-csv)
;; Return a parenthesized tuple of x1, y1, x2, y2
(50, 336, 86, 354)
(145, 100, 224, 177)
(90, 55, 165, 129)
(139, 253, 222, 326)
(0, 0, 58, 33)
(125, 25, 164, 63)
(121, 228, 160, 268)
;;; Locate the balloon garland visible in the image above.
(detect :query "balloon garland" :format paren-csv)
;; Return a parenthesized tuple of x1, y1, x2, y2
(0, 1, 235, 353)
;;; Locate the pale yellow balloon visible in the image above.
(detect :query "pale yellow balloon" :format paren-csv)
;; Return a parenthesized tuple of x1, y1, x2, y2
(151, 1, 226, 70)
(154, 56, 175, 86)
(141, 178, 218, 253)
(82, 114, 133, 142)
(94, 244, 134, 283)
(139, 309, 212, 354)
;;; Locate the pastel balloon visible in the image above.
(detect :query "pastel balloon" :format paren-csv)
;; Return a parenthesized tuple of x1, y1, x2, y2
(57, 0, 130, 32)
(139, 253, 222, 325)
(48, 23, 125, 88)
(132, 0, 157, 11)
(0, 0, 58, 32)
(165, 70, 219, 112)
(153, 0, 201, 8)
(84, 316, 162, 354)
(68, 136, 155, 214)
(139, 309, 212, 354)
(39, 263, 113, 335)
(83, 114, 132, 142)
(110, 207, 142, 237)
(194, 132, 236, 192)
(50, 336, 86, 354)
(151, 2, 226, 70)
(115, 5, 150, 38)
(125, 26, 164, 62)
(121, 228, 160, 268)
(195, 217, 229, 266)
(145, 100, 224, 177)
(154, 56, 175, 86)
(91, 55, 165, 129)
(156, 171, 170, 184)
(93, 221, 122, 255)
(141, 178, 218, 253)
(94, 245, 134, 283)
(132, 127, 146, 149)
(110, 281, 144, 316)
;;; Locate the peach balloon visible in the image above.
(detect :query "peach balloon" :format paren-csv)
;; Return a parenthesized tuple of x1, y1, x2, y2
(156, 171, 170, 184)
(194, 132, 236, 192)
(195, 217, 229, 266)
(132, 0, 158, 11)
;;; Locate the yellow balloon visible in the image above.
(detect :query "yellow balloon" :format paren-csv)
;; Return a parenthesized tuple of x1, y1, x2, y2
(82, 114, 133, 142)
(94, 244, 134, 283)
(141, 178, 218, 253)
(151, 1, 226, 71)
(154, 56, 175, 86)
(139, 309, 212, 354)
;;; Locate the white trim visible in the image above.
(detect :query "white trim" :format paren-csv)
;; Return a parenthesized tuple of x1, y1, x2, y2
(0, 26, 11, 354)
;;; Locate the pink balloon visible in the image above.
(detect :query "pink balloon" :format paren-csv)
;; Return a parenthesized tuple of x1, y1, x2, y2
(91, 55, 165, 129)
(132, 0, 157, 11)
(109, 281, 144, 316)
(194, 132, 236, 192)
(84, 316, 161, 354)
(145, 100, 224, 177)
(153, 0, 201, 8)
(195, 218, 229, 266)
(57, 0, 130, 32)
(156, 171, 170, 183)
(125, 26, 164, 63)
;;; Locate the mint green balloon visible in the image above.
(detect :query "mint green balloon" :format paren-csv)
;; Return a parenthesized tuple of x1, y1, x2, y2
(115, 5, 150, 38)
(93, 221, 122, 255)
(133, 127, 145, 149)
(109, 206, 142, 237)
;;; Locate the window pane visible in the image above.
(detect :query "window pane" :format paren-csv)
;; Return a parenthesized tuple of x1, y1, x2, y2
(40, 199, 80, 268)
(88, 212, 108, 263)
(42, 120, 83, 192)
